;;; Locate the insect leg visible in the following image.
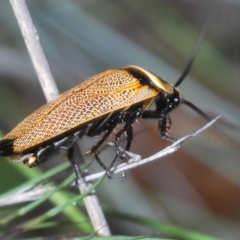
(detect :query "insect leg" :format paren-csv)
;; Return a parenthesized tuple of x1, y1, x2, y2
(108, 110, 140, 176)
(108, 124, 132, 161)
(90, 129, 114, 178)
(116, 124, 133, 181)
(159, 113, 175, 143)
(141, 110, 175, 143)
(125, 124, 133, 151)
(89, 113, 130, 178)
(90, 110, 141, 178)
(115, 110, 142, 156)
(67, 143, 83, 185)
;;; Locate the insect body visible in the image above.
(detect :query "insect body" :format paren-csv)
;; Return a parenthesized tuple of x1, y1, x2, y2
(0, 65, 183, 173)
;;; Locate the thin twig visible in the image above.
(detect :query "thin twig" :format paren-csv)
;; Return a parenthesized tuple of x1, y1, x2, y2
(0, 186, 54, 206)
(9, 0, 110, 236)
(9, 0, 59, 101)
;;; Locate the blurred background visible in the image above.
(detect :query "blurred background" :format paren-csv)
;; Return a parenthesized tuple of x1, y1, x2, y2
(0, 0, 240, 239)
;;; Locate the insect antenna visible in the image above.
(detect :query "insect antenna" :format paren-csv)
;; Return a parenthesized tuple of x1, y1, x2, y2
(171, 21, 211, 120)
(173, 22, 211, 122)
(175, 22, 237, 148)
(174, 21, 207, 87)
(183, 99, 212, 121)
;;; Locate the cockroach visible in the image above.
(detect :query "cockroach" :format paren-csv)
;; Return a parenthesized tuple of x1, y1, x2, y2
(0, 30, 211, 178)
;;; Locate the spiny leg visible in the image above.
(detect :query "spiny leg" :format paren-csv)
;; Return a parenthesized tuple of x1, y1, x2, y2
(119, 124, 133, 180)
(107, 124, 133, 180)
(89, 113, 129, 178)
(159, 113, 175, 143)
(108, 111, 140, 178)
(90, 110, 141, 178)
(107, 111, 136, 169)
(90, 129, 114, 178)
(141, 109, 176, 143)
(125, 123, 133, 151)
(116, 110, 141, 158)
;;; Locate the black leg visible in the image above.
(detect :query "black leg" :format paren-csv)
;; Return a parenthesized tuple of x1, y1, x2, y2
(141, 109, 176, 143)
(115, 111, 140, 157)
(107, 111, 139, 180)
(67, 143, 83, 186)
(119, 124, 133, 181)
(90, 129, 114, 178)
(125, 124, 133, 151)
(159, 113, 175, 143)
(106, 123, 132, 180)
(88, 109, 141, 178)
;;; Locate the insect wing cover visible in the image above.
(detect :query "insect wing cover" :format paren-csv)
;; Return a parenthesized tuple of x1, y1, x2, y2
(1, 67, 159, 156)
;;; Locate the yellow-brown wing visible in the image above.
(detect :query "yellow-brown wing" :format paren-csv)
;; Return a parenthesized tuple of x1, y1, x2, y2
(4, 69, 159, 153)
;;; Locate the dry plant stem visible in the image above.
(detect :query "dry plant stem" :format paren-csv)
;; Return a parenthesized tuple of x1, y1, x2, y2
(9, 0, 59, 101)
(9, 0, 110, 236)
(72, 143, 111, 235)
(0, 186, 54, 206)
(79, 182, 110, 235)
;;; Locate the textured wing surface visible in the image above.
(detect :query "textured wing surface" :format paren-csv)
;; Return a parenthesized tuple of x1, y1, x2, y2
(4, 69, 158, 152)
